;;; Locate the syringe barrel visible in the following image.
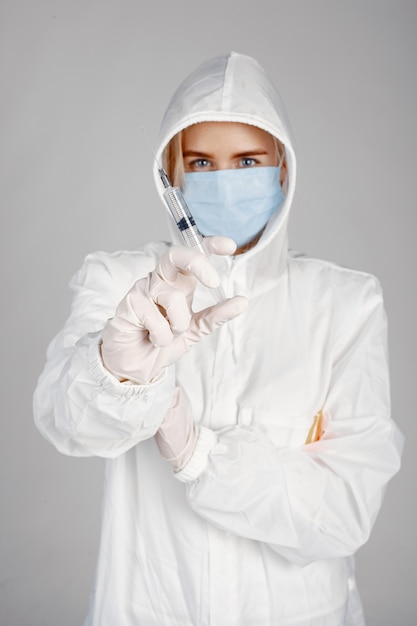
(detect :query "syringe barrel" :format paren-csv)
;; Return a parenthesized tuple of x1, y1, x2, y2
(162, 181, 227, 302)
(163, 186, 205, 253)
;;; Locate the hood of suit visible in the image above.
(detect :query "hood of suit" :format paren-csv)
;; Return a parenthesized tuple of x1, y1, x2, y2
(153, 52, 297, 298)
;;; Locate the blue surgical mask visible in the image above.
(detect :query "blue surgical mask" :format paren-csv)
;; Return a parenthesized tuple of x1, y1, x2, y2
(182, 166, 285, 249)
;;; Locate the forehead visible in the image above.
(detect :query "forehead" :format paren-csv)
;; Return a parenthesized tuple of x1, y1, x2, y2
(182, 121, 276, 150)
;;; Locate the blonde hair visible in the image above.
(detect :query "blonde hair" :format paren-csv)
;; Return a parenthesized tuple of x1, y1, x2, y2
(162, 125, 287, 189)
(163, 131, 184, 188)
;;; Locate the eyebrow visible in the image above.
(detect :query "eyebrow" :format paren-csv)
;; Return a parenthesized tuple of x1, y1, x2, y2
(182, 149, 269, 158)
(182, 150, 214, 158)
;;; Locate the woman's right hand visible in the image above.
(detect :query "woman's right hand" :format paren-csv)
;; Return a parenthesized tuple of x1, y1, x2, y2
(101, 237, 248, 384)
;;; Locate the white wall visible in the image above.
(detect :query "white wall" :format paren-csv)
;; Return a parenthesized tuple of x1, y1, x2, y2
(1, 1, 415, 624)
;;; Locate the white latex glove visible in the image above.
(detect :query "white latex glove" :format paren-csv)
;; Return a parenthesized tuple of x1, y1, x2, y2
(101, 237, 248, 384)
(155, 386, 198, 472)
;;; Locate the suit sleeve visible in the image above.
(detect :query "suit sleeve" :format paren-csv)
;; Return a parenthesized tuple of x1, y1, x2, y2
(175, 275, 403, 566)
(33, 249, 175, 458)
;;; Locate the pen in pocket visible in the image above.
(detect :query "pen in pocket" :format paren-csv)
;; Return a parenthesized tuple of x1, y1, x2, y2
(305, 410, 324, 444)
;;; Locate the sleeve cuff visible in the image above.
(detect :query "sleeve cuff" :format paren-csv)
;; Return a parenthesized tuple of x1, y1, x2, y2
(86, 331, 172, 399)
(174, 426, 217, 483)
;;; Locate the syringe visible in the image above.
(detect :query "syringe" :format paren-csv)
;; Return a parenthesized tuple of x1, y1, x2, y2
(159, 168, 206, 253)
(158, 167, 226, 303)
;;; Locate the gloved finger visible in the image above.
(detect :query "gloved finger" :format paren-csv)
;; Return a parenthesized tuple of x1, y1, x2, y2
(165, 295, 249, 361)
(144, 309, 176, 347)
(157, 246, 220, 288)
(190, 295, 249, 341)
(125, 284, 175, 347)
(150, 279, 192, 334)
(202, 235, 237, 256)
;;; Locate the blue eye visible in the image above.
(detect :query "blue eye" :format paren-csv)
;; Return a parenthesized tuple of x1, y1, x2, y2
(239, 157, 256, 167)
(192, 159, 210, 168)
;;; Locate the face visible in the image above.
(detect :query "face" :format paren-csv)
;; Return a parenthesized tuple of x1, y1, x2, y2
(180, 122, 286, 254)
(182, 121, 286, 184)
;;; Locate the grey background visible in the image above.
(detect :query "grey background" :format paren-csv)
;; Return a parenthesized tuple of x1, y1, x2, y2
(1, 1, 415, 624)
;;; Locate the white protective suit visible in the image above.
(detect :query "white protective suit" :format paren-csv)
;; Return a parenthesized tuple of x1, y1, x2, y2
(33, 52, 403, 625)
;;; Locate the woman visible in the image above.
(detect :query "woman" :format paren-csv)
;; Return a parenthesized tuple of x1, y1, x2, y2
(34, 52, 403, 625)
